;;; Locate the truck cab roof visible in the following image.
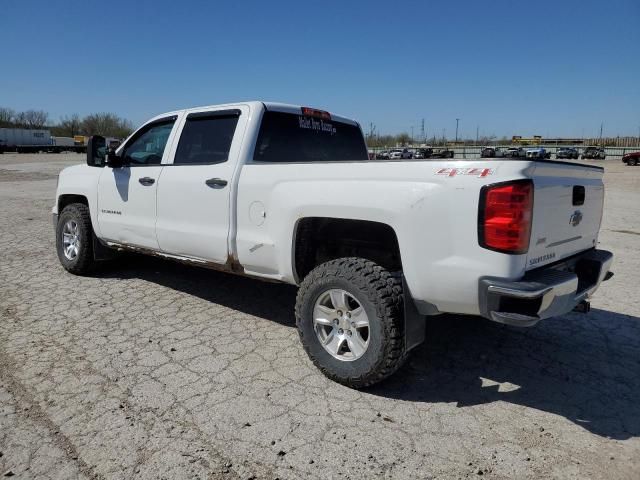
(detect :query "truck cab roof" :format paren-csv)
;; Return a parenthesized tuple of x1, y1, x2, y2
(144, 101, 360, 128)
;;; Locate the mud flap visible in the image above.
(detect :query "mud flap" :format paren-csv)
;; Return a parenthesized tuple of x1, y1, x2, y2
(93, 234, 119, 261)
(403, 275, 426, 352)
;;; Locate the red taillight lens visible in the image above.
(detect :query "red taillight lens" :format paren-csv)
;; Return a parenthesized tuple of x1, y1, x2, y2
(479, 180, 533, 254)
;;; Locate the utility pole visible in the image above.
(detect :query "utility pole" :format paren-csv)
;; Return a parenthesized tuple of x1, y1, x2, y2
(599, 122, 603, 145)
(421, 119, 425, 143)
(455, 118, 460, 145)
(411, 126, 414, 144)
(476, 125, 479, 146)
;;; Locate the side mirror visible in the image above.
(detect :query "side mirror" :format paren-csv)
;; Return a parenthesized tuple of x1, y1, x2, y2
(87, 136, 106, 167)
(105, 148, 125, 168)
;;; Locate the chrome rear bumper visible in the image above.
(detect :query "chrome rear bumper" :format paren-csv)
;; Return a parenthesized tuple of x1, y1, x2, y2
(479, 249, 613, 327)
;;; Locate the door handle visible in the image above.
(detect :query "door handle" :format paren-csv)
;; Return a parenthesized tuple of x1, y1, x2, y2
(139, 177, 155, 186)
(205, 178, 228, 188)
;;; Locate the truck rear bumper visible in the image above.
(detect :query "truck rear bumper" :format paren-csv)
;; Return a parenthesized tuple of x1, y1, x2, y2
(479, 249, 613, 327)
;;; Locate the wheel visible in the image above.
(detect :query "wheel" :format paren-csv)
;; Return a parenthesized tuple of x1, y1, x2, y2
(295, 258, 407, 388)
(56, 203, 96, 275)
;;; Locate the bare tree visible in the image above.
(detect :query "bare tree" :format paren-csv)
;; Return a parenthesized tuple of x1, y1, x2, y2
(13, 111, 27, 128)
(59, 113, 82, 137)
(0, 107, 15, 127)
(396, 133, 411, 146)
(82, 113, 133, 138)
(19, 110, 49, 129)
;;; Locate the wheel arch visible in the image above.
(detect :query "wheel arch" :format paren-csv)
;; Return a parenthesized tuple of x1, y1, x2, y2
(292, 217, 403, 284)
(57, 194, 89, 214)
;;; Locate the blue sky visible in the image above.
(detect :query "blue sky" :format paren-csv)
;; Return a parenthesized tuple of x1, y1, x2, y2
(1, 0, 639, 139)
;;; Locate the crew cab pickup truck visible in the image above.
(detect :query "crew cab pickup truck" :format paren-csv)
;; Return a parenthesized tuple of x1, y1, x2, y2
(53, 101, 613, 388)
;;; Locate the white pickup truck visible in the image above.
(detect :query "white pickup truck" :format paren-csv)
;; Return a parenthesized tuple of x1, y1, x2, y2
(53, 101, 613, 388)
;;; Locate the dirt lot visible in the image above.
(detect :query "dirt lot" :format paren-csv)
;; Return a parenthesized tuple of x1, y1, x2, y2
(1, 153, 638, 479)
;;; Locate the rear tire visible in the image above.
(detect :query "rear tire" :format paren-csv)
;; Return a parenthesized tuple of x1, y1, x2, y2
(295, 258, 407, 388)
(56, 203, 96, 275)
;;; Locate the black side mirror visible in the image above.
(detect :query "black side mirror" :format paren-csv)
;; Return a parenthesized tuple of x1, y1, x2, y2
(87, 136, 106, 167)
(106, 148, 125, 168)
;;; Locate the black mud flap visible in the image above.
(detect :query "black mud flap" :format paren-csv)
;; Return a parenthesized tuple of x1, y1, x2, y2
(403, 275, 426, 352)
(93, 234, 119, 261)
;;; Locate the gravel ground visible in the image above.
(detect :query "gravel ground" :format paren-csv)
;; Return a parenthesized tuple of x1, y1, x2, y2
(0, 153, 638, 479)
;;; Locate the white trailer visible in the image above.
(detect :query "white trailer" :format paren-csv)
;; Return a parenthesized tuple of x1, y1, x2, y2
(52, 136, 76, 147)
(0, 128, 51, 152)
(0, 129, 86, 153)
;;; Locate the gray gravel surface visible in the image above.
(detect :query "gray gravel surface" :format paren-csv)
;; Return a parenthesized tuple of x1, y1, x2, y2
(1, 153, 638, 479)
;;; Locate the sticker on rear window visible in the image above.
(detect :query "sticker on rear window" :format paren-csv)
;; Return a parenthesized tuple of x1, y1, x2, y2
(298, 116, 337, 136)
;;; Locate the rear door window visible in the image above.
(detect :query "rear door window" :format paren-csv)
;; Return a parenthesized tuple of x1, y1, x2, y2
(253, 111, 367, 163)
(174, 111, 240, 165)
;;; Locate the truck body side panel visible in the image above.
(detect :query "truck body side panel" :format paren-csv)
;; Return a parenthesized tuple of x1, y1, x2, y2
(236, 160, 534, 315)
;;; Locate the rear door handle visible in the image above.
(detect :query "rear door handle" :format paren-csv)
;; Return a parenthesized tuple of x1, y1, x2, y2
(138, 177, 155, 186)
(205, 178, 228, 188)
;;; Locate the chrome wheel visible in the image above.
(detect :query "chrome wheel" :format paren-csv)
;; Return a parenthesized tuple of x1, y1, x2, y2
(313, 289, 370, 361)
(62, 220, 80, 260)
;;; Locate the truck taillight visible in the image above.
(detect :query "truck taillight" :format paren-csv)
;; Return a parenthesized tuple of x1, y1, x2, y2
(478, 180, 533, 254)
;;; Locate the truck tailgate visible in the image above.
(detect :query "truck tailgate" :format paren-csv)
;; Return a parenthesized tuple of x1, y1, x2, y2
(526, 162, 604, 270)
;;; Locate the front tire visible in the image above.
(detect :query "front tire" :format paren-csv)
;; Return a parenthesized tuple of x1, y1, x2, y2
(56, 203, 96, 275)
(295, 258, 407, 388)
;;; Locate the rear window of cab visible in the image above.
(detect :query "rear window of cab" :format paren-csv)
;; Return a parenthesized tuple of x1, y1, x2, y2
(253, 111, 368, 163)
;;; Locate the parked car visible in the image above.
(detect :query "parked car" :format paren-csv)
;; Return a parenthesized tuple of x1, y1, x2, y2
(430, 148, 455, 158)
(622, 151, 640, 166)
(581, 146, 606, 160)
(53, 101, 613, 388)
(401, 148, 413, 159)
(505, 147, 527, 158)
(389, 149, 402, 159)
(480, 147, 505, 158)
(526, 147, 551, 159)
(389, 148, 412, 159)
(556, 147, 579, 159)
(376, 150, 390, 160)
(413, 147, 433, 159)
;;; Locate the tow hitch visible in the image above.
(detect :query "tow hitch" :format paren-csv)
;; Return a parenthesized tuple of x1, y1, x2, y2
(573, 300, 591, 313)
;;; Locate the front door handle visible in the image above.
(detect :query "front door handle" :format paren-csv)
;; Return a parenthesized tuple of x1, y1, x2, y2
(205, 178, 228, 188)
(139, 177, 155, 186)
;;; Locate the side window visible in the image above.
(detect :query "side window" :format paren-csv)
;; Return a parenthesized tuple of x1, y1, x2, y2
(123, 120, 175, 166)
(174, 113, 239, 165)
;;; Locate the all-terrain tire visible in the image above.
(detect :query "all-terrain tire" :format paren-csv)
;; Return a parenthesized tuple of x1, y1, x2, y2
(295, 257, 408, 388)
(56, 203, 96, 275)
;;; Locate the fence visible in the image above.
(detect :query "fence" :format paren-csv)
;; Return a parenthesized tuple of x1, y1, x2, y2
(368, 145, 640, 160)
